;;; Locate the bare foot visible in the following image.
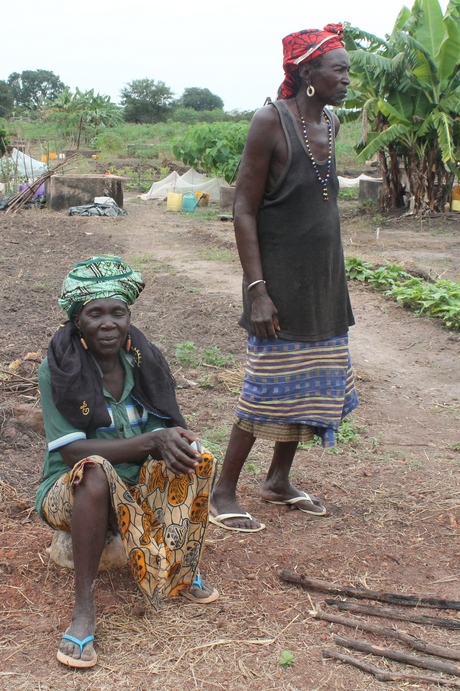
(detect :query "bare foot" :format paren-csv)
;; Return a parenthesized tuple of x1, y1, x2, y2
(260, 483, 326, 515)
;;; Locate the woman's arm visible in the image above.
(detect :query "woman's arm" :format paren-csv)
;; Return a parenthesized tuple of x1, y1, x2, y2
(39, 359, 200, 476)
(234, 106, 282, 338)
(59, 427, 201, 476)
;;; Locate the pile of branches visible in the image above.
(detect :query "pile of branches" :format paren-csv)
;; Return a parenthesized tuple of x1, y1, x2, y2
(1, 154, 77, 215)
(281, 571, 460, 688)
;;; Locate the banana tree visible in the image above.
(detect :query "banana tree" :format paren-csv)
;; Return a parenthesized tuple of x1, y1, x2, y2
(47, 88, 122, 148)
(341, 0, 460, 213)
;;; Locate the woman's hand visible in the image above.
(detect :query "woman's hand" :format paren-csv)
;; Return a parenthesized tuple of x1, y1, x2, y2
(148, 427, 201, 476)
(250, 292, 280, 338)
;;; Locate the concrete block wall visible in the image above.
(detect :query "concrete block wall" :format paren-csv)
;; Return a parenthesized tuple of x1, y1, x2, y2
(46, 174, 124, 211)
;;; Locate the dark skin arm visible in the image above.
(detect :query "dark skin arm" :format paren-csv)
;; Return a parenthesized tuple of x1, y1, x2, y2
(233, 105, 287, 338)
(234, 98, 341, 340)
(59, 427, 201, 476)
(332, 111, 340, 138)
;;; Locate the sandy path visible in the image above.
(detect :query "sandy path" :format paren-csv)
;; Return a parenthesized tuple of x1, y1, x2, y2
(122, 199, 460, 453)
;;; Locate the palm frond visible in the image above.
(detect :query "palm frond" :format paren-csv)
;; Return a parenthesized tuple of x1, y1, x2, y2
(334, 108, 362, 124)
(392, 32, 439, 79)
(416, 112, 436, 136)
(437, 13, 460, 82)
(432, 110, 455, 161)
(378, 98, 411, 124)
(439, 86, 460, 113)
(349, 51, 395, 77)
(356, 123, 409, 161)
(415, 0, 446, 60)
(344, 26, 390, 51)
(412, 89, 435, 118)
(391, 5, 413, 33)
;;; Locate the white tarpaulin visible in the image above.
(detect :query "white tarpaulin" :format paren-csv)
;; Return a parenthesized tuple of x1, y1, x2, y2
(0, 148, 48, 180)
(139, 167, 227, 202)
(338, 173, 382, 188)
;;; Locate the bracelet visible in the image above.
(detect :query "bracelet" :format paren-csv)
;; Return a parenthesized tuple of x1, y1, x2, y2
(247, 279, 266, 291)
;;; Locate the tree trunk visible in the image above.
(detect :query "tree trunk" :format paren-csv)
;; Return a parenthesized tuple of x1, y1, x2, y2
(401, 141, 456, 214)
(379, 148, 405, 212)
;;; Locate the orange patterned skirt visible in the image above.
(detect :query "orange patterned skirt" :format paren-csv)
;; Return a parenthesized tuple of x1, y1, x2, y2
(42, 452, 216, 607)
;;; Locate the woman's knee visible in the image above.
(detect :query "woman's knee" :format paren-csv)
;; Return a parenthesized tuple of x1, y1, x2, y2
(75, 463, 110, 502)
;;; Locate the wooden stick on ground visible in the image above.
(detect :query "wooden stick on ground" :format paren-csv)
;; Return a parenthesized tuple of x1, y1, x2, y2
(323, 649, 460, 687)
(334, 634, 460, 676)
(279, 571, 460, 610)
(313, 609, 460, 661)
(325, 599, 460, 630)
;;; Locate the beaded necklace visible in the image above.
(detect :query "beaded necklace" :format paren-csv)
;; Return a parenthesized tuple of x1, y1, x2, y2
(295, 99, 332, 202)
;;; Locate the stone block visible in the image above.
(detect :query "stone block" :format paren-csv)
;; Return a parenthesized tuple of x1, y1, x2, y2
(47, 530, 127, 571)
(12, 404, 44, 435)
(358, 178, 383, 207)
(46, 174, 124, 211)
(219, 185, 235, 211)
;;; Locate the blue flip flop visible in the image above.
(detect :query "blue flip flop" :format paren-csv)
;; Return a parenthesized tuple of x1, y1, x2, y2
(181, 573, 219, 604)
(57, 633, 98, 668)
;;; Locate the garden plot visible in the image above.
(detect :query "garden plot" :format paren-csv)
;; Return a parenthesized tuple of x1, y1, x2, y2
(0, 200, 459, 690)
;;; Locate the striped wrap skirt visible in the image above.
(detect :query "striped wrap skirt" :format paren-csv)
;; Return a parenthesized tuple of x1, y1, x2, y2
(235, 334, 359, 447)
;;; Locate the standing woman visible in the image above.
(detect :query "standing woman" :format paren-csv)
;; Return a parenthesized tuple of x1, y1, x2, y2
(210, 25, 358, 532)
(36, 256, 218, 669)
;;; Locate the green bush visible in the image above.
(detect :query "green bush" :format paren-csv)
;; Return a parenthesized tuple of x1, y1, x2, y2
(172, 108, 199, 125)
(91, 130, 126, 153)
(172, 121, 249, 182)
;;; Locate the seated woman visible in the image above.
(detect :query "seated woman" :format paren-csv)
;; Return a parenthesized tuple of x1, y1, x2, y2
(36, 256, 218, 669)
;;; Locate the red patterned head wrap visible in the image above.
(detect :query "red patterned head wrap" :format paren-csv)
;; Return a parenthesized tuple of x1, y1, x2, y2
(278, 24, 345, 99)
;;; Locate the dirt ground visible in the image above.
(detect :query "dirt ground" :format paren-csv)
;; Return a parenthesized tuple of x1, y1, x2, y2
(0, 194, 460, 691)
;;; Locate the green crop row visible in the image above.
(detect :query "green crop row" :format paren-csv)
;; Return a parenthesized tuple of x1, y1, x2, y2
(346, 257, 460, 331)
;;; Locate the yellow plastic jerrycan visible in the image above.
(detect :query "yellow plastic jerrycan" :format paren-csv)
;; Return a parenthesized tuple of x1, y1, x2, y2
(166, 192, 182, 211)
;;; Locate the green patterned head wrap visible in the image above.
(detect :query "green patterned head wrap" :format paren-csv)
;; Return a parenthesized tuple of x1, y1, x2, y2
(59, 256, 145, 318)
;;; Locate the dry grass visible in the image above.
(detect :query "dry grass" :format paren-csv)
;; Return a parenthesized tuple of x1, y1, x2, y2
(3, 439, 460, 690)
(2, 200, 460, 689)
(216, 366, 245, 394)
(0, 481, 17, 503)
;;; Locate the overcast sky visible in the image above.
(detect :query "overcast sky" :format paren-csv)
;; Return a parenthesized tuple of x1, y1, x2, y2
(1, 0, 449, 112)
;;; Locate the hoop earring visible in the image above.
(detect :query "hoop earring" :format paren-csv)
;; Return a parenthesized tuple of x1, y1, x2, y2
(125, 332, 132, 353)
(306, 84, 315, 97)
(79, 332, 88, 351)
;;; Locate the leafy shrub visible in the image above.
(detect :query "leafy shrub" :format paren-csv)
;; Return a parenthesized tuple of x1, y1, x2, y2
(175, 342, 235, 368)
(175, 341, 198, 367)
(196, 109, 226, 123)
(173, 108, 199, 125)
(202, 346, 235, 367)
(92, 130, 126, 153)
(172, 121, 249, 182)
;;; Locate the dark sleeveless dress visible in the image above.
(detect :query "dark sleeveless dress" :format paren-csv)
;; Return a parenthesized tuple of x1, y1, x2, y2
(238, 99, 354, 341)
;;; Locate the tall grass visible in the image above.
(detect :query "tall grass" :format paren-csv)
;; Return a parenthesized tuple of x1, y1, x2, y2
(335, 120, 361, 171)
(92, 122, 189, 160)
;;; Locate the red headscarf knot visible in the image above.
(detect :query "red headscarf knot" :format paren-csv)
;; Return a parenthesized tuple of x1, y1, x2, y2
(323, 24, 344, 36)
(278, 23, 345, 100)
